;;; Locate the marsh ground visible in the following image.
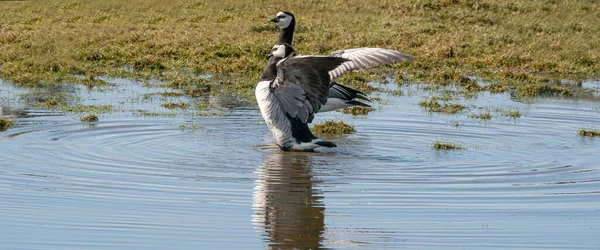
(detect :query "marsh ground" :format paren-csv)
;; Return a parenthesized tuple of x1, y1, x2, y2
(2, 0, 599, 130)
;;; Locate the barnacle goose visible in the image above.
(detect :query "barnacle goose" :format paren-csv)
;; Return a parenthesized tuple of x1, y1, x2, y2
(270, 11, 415, 113)
(256, 43, 410, 151)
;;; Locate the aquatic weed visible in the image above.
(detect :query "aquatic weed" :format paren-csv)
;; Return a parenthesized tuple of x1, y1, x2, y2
(82, 75, 112, 89)
(81, 114, 99, 122)
(419, 97, 466, 114)
(0, 117, 15, 132)
(507, 110, 521, 119)
(342, 106, 375, 116)
(179, 123, 200, 131)
(133, 110, 177, 117)
(162, 102, 189, 109)
(432, 141, 464, 150)
(482, 82, 510, 94)
(579, 128, 600, 137)
(515, 83, 572, 98)
(313, 121, 355, 134)
(449, 121, 461, 128)
(470, 112, 492, 120)
(158, 91, 185, 98)
(39, 92, 71, 109)
(65, 104, 114, 114)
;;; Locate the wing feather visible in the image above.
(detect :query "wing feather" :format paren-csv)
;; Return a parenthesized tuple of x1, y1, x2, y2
(328, 47, 415, 80)
(270, 55, 348, 123)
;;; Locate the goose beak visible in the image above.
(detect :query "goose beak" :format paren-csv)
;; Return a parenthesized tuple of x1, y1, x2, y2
(270, 17, 278, 23)
(267, 52, 273, 59)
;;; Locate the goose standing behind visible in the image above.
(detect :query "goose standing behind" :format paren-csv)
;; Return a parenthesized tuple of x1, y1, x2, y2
(270, 11, 295, 46)
(270, 11, 415, 112)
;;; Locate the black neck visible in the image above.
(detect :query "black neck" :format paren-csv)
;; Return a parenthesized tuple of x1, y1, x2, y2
(260, 57, 279, 81)
(278, 21, 295, 45)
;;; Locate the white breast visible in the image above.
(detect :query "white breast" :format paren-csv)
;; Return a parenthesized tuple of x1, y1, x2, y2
(255, 81, 292, 147)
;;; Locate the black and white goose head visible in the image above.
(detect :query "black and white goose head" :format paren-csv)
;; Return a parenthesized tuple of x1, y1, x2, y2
(270, 11, 294, 29)
(268, 43, 295, 60)
(270, 12, 295, 45)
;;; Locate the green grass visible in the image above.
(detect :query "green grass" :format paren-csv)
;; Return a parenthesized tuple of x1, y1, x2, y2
(514, 83, 573, 98)
(0, 0, 598, 90)
(312, 120, 355, 134)
(579, 127, 600, 137)
(0, 117, 15, 131)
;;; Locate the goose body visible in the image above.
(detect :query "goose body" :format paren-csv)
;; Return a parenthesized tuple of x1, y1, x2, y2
(256, 43, 414, 151)
(256, 44, 344, 151)
(270, 11, 415, 113)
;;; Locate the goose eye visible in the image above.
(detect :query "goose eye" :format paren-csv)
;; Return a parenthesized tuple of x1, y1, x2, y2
(277, 15, 285, 19)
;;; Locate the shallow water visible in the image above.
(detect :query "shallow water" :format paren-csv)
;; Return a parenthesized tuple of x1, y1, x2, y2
(1, 78, 600, 249)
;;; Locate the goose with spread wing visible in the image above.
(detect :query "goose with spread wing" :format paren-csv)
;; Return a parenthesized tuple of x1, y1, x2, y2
(270, 11, 415, 112)
(256, 43, 345, 151)
(257, 43, 411, 151)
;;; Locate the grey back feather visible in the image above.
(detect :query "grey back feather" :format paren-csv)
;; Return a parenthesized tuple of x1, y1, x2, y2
(328, 48, 415, 80)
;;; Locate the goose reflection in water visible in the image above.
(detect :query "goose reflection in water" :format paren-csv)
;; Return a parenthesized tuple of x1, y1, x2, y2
(252, 151, 325, 249)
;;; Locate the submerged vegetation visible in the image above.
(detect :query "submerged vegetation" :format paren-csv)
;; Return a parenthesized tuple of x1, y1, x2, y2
(0, 117, 15, 131)
(432, 141, 464, 150)
(342, 106, 375, 116)
(470, 112, 492, 120)
(162, 102, 190, 110)
(515, 83, 572, 98)
(579, 128, 600, 137)
(505, 110, 522, 119)
(419, 97, 466, 114)
(81, 114, 99, 122)
(313, 121, 355, 134)
(66, 104, 114, 114)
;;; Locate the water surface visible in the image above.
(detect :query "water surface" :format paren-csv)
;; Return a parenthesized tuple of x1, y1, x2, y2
(1, 79, 600, 249)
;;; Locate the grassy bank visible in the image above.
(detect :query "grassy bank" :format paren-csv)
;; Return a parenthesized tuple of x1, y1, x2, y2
(0, 0, 598, 89)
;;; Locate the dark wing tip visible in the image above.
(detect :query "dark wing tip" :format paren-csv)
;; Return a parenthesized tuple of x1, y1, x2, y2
(315, 141, 337, 148)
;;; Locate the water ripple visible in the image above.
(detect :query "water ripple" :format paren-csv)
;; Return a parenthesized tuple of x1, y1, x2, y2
(2, 81, 600, 249)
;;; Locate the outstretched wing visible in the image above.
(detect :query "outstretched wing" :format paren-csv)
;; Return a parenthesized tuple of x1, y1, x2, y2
(328, 48, 415, 80)
(271, 55, 348, 123)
